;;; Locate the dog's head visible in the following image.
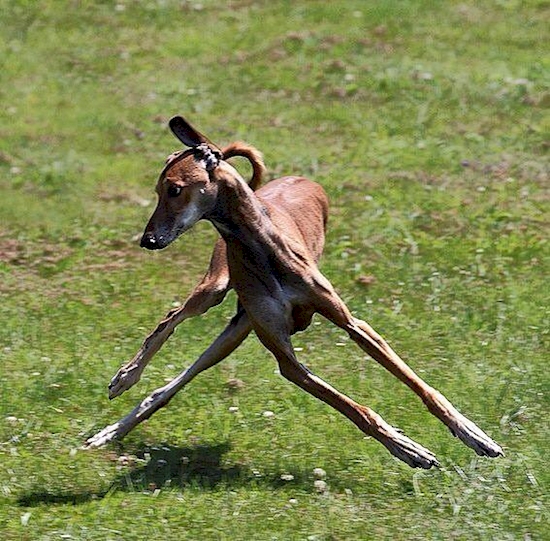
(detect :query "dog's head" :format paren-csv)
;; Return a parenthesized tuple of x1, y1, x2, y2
(140, 116, 225, 250)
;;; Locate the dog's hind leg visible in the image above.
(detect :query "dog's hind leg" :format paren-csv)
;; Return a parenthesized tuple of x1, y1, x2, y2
(312, 274, 503, 458)
(247, 302, 439, 469)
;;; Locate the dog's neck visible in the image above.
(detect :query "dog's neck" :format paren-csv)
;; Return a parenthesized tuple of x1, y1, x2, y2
(208, 167, 274, 250)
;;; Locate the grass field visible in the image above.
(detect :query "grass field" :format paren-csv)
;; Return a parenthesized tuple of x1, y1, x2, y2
(1, 0, 548, 539)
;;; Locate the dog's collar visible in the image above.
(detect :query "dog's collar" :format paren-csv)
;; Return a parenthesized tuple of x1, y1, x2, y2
(161, 145, 223, 177)
(193, 143, 223, 172)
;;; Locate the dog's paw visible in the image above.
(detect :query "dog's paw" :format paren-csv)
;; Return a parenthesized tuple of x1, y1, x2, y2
(381, 427, 440, 469)
(449, 414, 503, 458)
(84, 422, 124, 448)
(108, 364, 143, 399)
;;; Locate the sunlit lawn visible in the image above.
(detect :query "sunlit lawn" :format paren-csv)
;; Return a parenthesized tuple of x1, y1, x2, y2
(0, 1, 548, 539)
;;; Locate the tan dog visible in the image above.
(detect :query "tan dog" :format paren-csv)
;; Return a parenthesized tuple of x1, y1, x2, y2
(87, 116, 503, 468)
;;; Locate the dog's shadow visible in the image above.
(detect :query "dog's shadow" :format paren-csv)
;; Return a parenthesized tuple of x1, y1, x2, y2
(17, 441, 314, 507)
(116, 441, 245, 490)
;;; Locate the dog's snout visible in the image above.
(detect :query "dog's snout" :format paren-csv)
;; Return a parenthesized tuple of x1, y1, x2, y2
(140, 232, 160, 250)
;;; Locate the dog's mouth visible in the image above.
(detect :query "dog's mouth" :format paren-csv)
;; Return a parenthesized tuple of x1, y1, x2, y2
(140, 222, 193, 250)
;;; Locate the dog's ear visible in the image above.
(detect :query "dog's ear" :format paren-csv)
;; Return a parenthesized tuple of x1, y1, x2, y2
(169, 116, 220, 150)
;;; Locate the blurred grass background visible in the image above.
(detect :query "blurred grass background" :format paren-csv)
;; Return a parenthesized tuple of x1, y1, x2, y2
(0, 1, 548, 539)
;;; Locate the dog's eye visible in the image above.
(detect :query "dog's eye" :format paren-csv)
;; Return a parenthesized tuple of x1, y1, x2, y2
(167, 185, 182, 198)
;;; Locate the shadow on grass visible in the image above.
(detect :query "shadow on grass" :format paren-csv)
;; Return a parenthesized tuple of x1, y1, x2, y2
(17, 441, 316, 507)
(117, 441, 245, 491)
(17, 490, 109, 507)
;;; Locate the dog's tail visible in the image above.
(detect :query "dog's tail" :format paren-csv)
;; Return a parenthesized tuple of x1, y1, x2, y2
(222, 142, 266, 191)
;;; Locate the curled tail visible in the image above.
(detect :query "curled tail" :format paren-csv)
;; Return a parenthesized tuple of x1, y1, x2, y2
(222, 142, 266, 191)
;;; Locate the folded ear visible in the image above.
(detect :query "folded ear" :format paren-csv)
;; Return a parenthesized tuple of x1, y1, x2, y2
(169, 116, 220, 151)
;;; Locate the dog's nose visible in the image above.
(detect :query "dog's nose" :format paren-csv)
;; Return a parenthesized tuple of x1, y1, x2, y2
(140, 232, 159, 250)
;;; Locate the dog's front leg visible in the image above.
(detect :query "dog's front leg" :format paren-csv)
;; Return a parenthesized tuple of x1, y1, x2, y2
(87, 309, 251, 447)
(109, 241, 230, 399)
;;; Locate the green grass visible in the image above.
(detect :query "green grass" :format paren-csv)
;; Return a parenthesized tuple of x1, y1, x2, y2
(0, 0, 548, 539)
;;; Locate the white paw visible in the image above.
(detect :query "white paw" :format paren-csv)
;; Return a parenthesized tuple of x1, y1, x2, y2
(382, 427, 440, 469)
(108, 364, 143, 399)
(84, 422, 124, 448)
(450, 414, 503, 457)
